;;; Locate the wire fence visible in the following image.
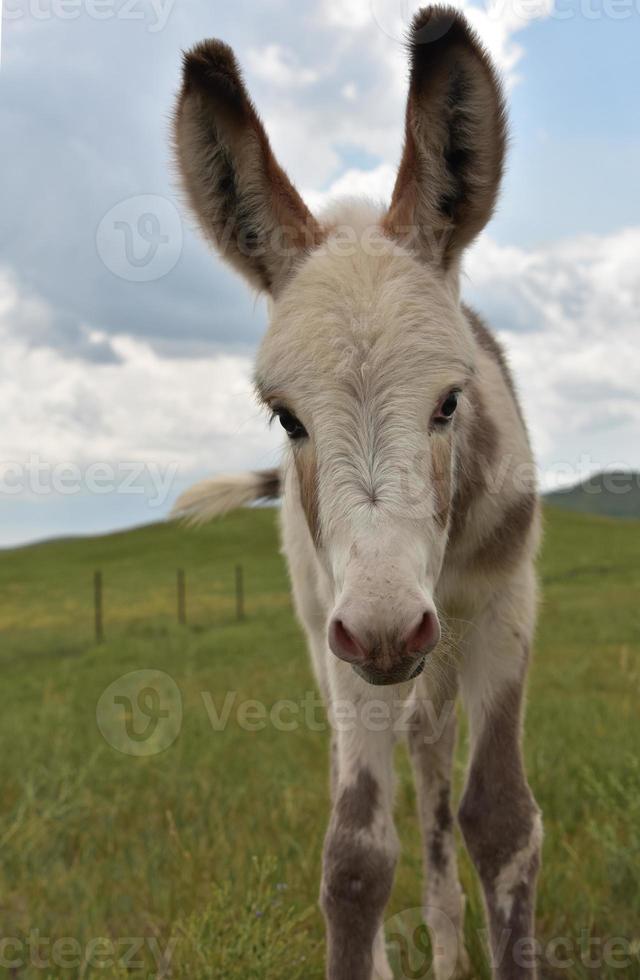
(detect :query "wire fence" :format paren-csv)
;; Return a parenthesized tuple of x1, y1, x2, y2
(91, 564, 248, 643)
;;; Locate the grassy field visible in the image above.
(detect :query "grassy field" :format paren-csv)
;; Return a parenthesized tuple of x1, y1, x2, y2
(0, 507, 639, 979)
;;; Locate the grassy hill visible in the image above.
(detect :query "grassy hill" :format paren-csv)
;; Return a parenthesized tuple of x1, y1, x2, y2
(0, 507, 639, 979)
(545, 470, 640, 518)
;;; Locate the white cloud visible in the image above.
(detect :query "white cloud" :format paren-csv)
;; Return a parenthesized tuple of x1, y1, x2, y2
(246, 44, 319, 87)
(304, 163, 397, 213)
(0, 268, 281, 491)
(465, 227, 640, 486)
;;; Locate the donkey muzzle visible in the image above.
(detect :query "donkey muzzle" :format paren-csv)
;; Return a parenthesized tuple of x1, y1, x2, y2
(328, 607, 440, 687)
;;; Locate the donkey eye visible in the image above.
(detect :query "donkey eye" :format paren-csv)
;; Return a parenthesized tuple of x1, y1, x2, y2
(433, 390, 460, 426)
(275, 408, 308, 440)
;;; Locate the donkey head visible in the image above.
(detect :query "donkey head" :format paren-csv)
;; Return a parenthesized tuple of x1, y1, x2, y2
(174, 7, 506, 686)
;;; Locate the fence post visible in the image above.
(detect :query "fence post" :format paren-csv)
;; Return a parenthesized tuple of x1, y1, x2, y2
(235, 564, 245, 622)
(177, 568, 187, 626)
(94, 571, 104, 644)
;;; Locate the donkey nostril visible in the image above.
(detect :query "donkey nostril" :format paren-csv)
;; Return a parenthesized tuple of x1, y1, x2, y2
(406, 611, 440, 655)
(329, 618, 368, 664)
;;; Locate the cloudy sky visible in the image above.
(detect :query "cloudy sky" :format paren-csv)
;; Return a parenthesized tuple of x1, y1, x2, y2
(1, 0, 639, 546)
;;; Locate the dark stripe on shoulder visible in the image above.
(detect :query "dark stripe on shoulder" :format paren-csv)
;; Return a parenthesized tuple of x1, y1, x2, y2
(472, 492, 538, 571)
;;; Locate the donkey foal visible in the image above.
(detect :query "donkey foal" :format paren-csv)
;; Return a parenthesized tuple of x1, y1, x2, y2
(172, 8, 542, 979)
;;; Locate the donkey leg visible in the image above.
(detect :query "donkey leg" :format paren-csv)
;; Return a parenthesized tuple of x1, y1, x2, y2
(408, 683, 470, 980)
(458, 577, 542, 980)
(321, 669, 400, 980)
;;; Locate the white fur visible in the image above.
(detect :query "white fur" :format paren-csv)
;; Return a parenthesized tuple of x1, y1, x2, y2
(258, 206, 476, 603)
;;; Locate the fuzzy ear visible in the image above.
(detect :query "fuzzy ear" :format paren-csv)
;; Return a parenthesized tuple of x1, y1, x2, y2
(174, 40, 322, 295)
(383, 7, 507, 270)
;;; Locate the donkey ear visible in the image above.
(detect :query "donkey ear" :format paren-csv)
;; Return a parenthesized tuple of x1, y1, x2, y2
(174, 40, 322, 296)
(383, 7, 507, 270)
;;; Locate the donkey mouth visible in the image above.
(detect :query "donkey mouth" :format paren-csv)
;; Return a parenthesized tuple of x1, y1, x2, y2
(352, 655, 427, 687)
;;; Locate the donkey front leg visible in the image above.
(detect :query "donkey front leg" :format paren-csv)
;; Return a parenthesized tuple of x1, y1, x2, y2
(321, 669, 401, 980)
(458, 578, 543, 980)
(408, 682, 470, 979)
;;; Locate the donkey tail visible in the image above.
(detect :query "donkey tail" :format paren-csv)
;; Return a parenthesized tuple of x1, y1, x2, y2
(171, 469, 280, 525)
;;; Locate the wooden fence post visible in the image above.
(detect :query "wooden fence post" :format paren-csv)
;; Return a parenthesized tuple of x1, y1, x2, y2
(177, 569, 187, 626)
(235, 564, 245, 622)
(94, 571, 104, 644)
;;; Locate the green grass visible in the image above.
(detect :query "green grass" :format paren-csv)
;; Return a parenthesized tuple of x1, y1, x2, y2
(0, 507, 639, 978)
